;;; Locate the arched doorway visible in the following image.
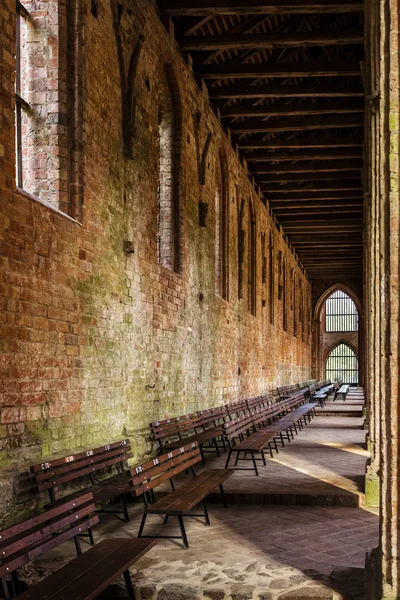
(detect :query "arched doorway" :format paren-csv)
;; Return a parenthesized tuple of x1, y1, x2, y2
(325, 342, 359, 385)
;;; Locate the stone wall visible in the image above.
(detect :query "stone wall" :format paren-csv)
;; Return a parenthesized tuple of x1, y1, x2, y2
(0, 0, 311, 522)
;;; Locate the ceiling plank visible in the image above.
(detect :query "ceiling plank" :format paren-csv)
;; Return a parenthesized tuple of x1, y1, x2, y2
(180, 30, 364, 51)
(221, 101, 364, 118)
(252, 160, 363, 173)
(259, 175, 362, 186)
(210, 83, 364, 99)
(158, 1, 364, 16)
(237, 137, 364, 149)
(230, 115, 363, 133)
(267, 190, 363, 201)
(198, 62, 362, 79)
(247, 149, 363, 161)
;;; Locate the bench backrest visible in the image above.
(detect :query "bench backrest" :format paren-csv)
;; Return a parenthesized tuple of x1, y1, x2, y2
(0, 492, 98, 579)
(277, 384, 299, 398)
(197, 406, 228, 427)
(150, 412, 201, 443)
(30, 440, 131, 500)
(246, 396, 267, 412)
(128, 442, 201, 496)
(225, 399, 249, 418)
(223, 414, 255, 441)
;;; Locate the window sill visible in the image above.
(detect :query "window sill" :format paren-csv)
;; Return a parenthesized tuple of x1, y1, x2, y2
(16, 187, 82, 226)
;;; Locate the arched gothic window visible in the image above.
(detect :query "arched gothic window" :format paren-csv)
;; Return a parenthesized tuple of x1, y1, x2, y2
(325, 290, 358, 332)
(326, 343, 359, 384)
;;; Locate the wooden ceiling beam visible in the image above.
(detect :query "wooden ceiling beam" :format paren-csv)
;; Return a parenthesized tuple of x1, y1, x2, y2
(267, 190, 363, 200)
(260, 176, 362, 187)
(275, 208, 363, 217)
(252, 160, 363, 173)
(238, 137, 363, 149)
(181, 30, 364, 51)
(158, 0, 364, 15)
(221, 101, 364, 118)
(210, 83, 364, 99)
(247, 149, 363, 162)
(230, 115, 363, 133)
(198, 62, 361, 79)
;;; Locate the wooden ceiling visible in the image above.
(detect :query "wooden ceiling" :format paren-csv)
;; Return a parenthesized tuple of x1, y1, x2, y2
(156, 0, 365, 280)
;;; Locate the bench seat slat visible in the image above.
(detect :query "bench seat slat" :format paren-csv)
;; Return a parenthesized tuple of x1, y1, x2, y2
(145, 469, 233, 515)
(16, 539, 156, 600)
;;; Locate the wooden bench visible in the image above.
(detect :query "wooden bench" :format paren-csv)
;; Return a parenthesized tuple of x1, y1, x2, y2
(0, 492, 99, 599)
(30, 439, 133, 525)
(128, 442, 233, 548)
(224, 392, 316, 475)
(14, 538, 156, 600)
(225, 399, 249, 419)
(334, 384, 350, 401)
(150, 412, 224, 463)
(277, 384, 299, 399)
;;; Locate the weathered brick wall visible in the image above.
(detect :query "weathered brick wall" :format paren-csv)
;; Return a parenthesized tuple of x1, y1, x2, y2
(0, 0, 311, 521)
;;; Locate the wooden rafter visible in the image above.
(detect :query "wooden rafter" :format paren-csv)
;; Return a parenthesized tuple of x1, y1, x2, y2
(230, 115, 363, 133)
(237, 137, 364, 149)
(246, 149, 363, 161)
(181, 30, 364, 51)
(198, 62, 361, 79)
(210, 83, 364, 99)
(220, 101, 365, 118)
(158, 1, 364, 16)
(252, 160, 363, 173)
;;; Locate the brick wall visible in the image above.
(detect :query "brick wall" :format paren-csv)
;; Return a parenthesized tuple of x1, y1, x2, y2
(0, 0, 311, 521)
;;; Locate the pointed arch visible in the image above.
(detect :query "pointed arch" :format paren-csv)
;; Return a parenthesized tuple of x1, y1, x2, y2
(325, 341, 359, 384)
(156, 57, 183, 273)
(215, 148, 229, 300)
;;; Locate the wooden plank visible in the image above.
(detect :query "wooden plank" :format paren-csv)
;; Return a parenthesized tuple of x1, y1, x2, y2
(220, 101, 365, 118)
(210, 83, 364, 99)
(229, 115, 363, 133)
(260, 177, 363, 187)
(237, 137, 363, 149)
(274, 207, 363, 216)
(246, 149, 363, 161)
(266, 190, 363, 201)
(252, 160, 363, 173)
(181, 30, 364, 51)
(159, 0, 364, 15)
(198, 62, 361, 79)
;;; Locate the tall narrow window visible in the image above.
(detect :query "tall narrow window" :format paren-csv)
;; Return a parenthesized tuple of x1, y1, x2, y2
(326, 343, 359, 384)
(15, 1, 29, 188)
(293, 271, 297, 337)
(215, 150, 229, 299)
(238, 198, 245, 299)
(248, 202, 256, 315)
(157, 62, 182, 272)
(283, 260, 288, 331)
(269, 231, 274, 324)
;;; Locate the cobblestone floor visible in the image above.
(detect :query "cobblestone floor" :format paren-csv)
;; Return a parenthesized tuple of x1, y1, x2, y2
(21, 389, 378, 599)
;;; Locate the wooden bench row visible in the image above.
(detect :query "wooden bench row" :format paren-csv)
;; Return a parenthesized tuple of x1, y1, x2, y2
(224, 390, 317, 475)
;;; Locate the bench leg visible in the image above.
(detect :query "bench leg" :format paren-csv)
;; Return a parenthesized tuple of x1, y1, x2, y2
(138, 512, 148, 538)
(261, 450, 267, 465)
(74, 534, 82, 555)
(202, 501, 210, 525)
(251, 452, 259, 476)
(123, 569, 136, 600)
(234, 451, 240, 466)
(219, 484, 228, 508)
(1, 577, 10, 600)
(214, 437, 220, 457)
(88, 526, 95, 546)
(274, 438, 279, 454)
(200, 446, 206, 465)
(280, 432, 285, 447)
(164, 515, 169, 525)
(225, 448, 232, 469)
(121, 493, 130, 522)
(178, 516, 189, 548)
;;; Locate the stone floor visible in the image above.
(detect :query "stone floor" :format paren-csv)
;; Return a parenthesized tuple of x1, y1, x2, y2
(16, 389, 379, 600)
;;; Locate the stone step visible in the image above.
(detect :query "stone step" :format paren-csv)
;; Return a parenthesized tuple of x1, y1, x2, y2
(206, 490, 361, 508)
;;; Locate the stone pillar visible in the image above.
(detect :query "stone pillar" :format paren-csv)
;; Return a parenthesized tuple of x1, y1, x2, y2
(366, 0, 400, 596)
